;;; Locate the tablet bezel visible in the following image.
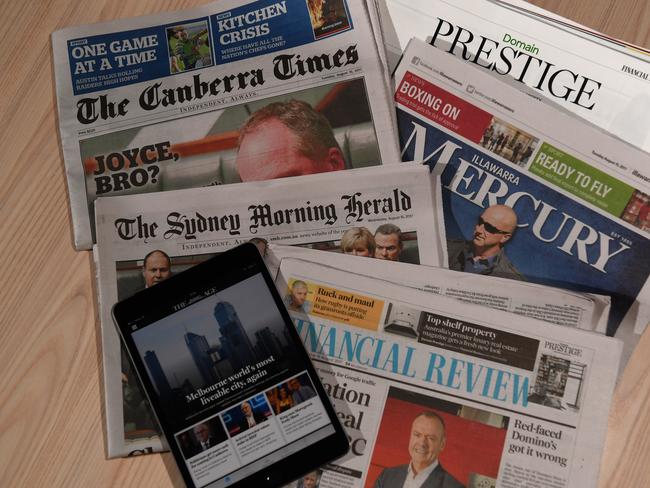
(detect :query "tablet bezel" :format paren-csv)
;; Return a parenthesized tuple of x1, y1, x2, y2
(113, 242, 349, 488)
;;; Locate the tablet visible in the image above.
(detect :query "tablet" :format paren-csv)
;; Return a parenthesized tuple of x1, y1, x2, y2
(113, 243, 349, 487)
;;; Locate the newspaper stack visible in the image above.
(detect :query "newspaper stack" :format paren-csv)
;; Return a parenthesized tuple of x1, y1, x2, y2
(53, 0, 400, 250)
(94, 163, 441, 457)
(50, 0, 650, 486)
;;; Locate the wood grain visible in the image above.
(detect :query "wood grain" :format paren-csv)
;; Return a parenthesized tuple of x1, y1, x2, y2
(1, 0, 648, 486)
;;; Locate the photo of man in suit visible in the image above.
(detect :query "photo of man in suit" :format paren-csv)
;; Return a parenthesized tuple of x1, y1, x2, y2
(120, 249, 174, 436)
(288, 376, 316, 405)
(447, 205, 524, 281)
(373, 224, 403, 261)
(239, 400, 267, 432)
(374, 412, 464, 488)
(193, 422, 217, 451)
(180, 422, 219, 458)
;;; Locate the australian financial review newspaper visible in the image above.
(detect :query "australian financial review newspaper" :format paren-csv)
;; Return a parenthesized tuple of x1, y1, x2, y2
(273, 257, 621, 488)
(53, 0, 399, 249)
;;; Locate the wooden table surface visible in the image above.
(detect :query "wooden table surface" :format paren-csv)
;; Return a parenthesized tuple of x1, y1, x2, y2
(2, 0, 649, 486)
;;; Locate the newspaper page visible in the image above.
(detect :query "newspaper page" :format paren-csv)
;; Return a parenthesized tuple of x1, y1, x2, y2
(362, 0, 398, 135)
(93, 164, 443, 457)
(393, 39, 650, 360)
(265, 244, 611, 333)
(374, 0, 650, 153)
(52, 0, 400, 250)
(275, 258, 621, 488)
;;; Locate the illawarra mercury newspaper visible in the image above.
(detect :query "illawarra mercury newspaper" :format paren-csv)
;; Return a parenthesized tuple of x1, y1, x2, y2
(394, 39, 650, 364)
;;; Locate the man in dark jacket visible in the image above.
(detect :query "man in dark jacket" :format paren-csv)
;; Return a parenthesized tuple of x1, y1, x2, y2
(238, 401, 267, 432)
(447, 204, 525, 281)
(186, 422, 219, 457)
(374, 412, 463, 488)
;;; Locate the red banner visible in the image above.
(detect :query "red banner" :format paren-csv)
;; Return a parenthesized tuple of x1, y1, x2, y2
(395, 71, 493, 144)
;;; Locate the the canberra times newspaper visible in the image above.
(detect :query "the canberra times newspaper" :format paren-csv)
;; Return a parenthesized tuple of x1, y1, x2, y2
(52, 0, 399, 250)
(94, 164, 442, 457)
(274, 257, 621, 488)
(393, 39, 650, 360)
(266, 244, 611, 333)
(374, 0, 650, 153)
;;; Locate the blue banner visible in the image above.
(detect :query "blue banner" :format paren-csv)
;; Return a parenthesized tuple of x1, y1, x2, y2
(214, 0, 311, 64)
(68, 17, 212, 95)
(67, 0, 353, 95)
(397, 108, 650, 335)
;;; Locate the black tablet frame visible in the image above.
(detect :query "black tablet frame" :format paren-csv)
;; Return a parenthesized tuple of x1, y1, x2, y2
(113, 242, 349, 488)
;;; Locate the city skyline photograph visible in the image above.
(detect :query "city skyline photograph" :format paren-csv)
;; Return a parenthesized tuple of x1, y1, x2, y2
(132, 273, 289, 391)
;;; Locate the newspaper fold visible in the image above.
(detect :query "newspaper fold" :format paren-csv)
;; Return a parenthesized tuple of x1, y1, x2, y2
(266, 244, 611, 333)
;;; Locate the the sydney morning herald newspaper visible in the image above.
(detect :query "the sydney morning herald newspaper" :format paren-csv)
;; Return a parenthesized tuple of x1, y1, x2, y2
(266, 244, 611, 334)
(394, 39, 650, 358)
(274, 258, 621, 488)
(94, 164, 443, 457)
(375, 0, 650, 154)
(52, 0, 399, 250)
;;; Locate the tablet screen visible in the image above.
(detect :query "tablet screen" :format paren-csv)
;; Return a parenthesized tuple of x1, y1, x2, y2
(125, 265, 338, 487)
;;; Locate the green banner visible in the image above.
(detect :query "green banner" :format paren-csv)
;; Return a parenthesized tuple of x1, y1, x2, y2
(529, 143, 634, 217)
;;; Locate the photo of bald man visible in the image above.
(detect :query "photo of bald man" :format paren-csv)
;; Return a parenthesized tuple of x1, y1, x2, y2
(142, 249, 172, 288)
(447, 205, 525, 281)
(235, 100, 346, 182)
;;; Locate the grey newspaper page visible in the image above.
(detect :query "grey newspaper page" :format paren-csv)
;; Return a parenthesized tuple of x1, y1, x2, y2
(94, 164, 443, 457)
(375, 0, 650, 153)
(275, 258, 621, 488)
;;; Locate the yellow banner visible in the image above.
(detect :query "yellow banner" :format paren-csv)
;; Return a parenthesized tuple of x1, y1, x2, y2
(285, 278, 383, 331)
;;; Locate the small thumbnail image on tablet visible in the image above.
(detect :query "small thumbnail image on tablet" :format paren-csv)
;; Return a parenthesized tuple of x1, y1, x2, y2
(266, 373, 317, 415)
(176, 416, 227, 459)
(222, 394, 272, 437)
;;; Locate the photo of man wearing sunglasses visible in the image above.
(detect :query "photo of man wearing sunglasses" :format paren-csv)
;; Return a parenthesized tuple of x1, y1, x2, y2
(447, 204, 525, 281)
